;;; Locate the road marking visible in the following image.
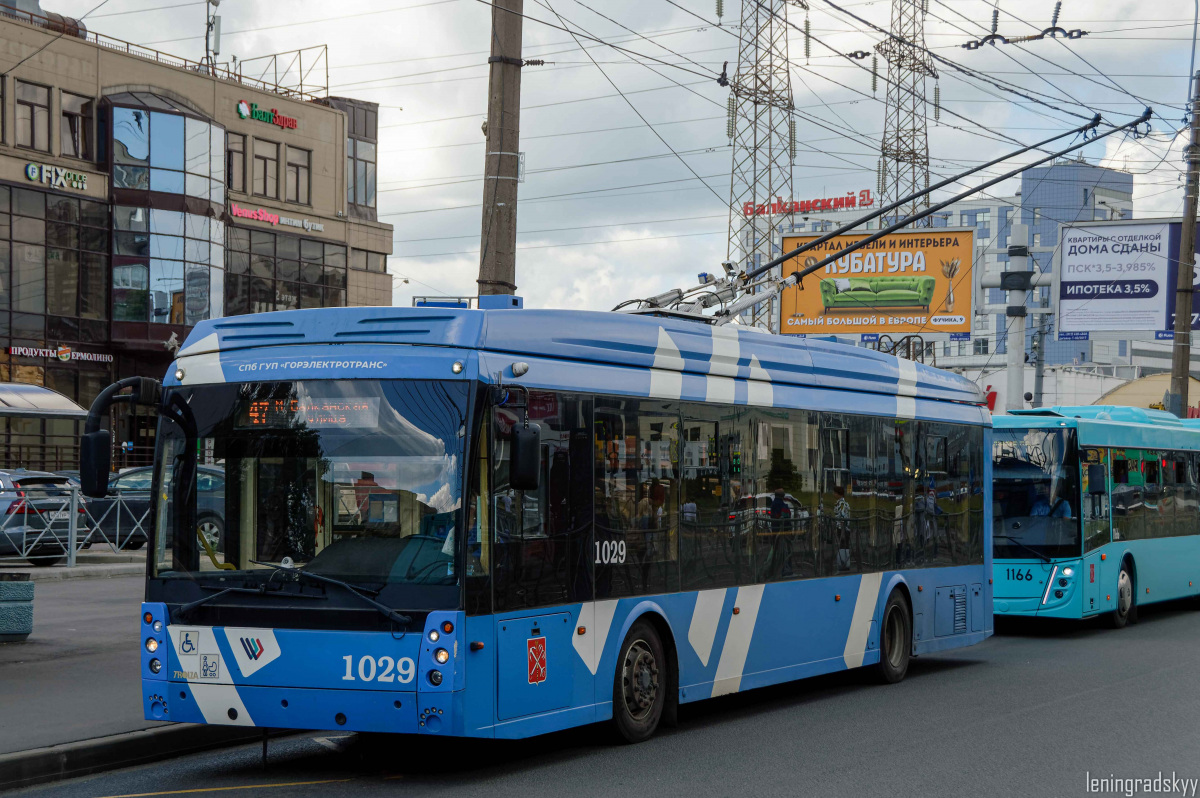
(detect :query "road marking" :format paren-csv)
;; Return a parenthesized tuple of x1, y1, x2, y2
(95, 779, 352, 797)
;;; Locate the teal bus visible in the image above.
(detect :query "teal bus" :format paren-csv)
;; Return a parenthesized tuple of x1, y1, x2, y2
(992, 406, 1200, 626)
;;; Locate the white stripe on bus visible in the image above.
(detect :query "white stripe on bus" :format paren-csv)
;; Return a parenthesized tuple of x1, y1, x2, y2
(687, 588, 727, 667)
(842, 572, 884, 669)
(710, 583, 765, 697)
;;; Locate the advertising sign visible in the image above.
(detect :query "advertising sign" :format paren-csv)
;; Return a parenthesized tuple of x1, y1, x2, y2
(778, 230, 975, 336)
(1057, 223, 1170, 336)
(1165, 221, 1200, 334)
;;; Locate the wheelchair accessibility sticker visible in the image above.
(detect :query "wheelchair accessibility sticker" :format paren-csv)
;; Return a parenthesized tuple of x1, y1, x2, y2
(170, 628, 224, 682)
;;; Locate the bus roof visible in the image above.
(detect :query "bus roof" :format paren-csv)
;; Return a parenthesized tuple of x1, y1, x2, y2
(174, 306, 985, 408)
(995, 405, 1200, 450)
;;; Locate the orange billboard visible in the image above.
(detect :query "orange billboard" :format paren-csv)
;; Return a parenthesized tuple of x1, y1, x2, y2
(778, 229, 976, 336)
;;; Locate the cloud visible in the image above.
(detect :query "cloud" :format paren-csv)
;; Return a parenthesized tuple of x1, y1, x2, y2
(59, 0, 1198, 314)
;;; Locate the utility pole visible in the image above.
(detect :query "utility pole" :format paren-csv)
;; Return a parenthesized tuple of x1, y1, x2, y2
(478, 0, 523, 297)
(1003, 224, 1030, 413)
(1168, 70, 1200, 417)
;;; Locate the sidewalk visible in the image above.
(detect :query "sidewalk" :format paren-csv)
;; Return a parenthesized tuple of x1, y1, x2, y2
(0, 550, 146, 582)
(0, 574, 159, 755)
(0, 574, 274, 791)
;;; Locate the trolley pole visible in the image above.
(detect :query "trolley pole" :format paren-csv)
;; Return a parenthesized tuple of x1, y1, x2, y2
(477, 0, 524, 297)
(1168, 71, 1200, 417)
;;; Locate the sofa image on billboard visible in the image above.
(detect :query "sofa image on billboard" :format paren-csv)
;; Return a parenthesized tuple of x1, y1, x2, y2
(818, 276, 936, 313)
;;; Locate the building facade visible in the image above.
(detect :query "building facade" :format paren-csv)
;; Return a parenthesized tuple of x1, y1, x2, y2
(0, 6, 392, 467)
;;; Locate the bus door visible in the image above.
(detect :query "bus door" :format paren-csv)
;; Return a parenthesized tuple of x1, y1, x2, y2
(1080, 448, 1110, 614)
(489, 394, 592, 721)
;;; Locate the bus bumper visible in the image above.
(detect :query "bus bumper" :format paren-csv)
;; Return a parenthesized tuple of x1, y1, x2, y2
(143, 679, 465, 735)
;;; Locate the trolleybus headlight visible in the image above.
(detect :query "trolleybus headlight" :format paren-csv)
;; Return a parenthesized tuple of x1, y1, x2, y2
(442, 621, 454, 634)
(152, 620, 163, 633)
(145, 637, 159, 653)
(148, 658, 162, 674)
(1054, 590, 1064, 599)
(143, 612, 153, 625)
(434, 648, 450, 664)
(1058, 578, 1069, 588)
(428, 630, 440, 643)
(429, 670, 443, 686)
(1062, 567, 1074, 577)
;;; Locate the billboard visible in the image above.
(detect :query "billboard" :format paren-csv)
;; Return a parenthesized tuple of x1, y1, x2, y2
(1057, 222, 1171, 336)
(778, 230, 976, 336)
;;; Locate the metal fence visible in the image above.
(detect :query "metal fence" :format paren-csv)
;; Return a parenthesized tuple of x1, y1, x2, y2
(0, 486, 152, 567)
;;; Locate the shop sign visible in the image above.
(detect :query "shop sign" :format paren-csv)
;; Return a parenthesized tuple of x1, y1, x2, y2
(743, 189, 875, 217)
(25, 163, 88, 191)
(8, 345, 114, 363)
(230, 202, 325, 233)
(236, 100, 298, 130)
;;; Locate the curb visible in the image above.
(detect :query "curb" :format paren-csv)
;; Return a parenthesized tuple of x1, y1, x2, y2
(0, 724, 284, 792)
(0, 564, 145, 583)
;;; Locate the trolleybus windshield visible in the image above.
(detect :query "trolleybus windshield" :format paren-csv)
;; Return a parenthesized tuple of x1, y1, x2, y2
(150, 379, 468, 608)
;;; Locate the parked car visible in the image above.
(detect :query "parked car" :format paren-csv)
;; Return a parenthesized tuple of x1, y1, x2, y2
(0, 470, 88, 566)
(85, 466, 226, 552)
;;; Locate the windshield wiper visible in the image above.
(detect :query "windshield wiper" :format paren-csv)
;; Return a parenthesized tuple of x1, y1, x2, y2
(250, 560, 412, 626)
(174, 581, 324, 621)
(994, 534, 1052, 563)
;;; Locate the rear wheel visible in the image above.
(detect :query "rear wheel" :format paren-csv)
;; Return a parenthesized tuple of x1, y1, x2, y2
(1109, 560, 1135, 628)
(612, 620, 666, 743)
(876, 590, 912, 684)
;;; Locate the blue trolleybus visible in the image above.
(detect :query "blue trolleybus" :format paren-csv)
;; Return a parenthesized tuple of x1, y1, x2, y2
(992, 406, 1200, 625)
(87, 306, 993, 742)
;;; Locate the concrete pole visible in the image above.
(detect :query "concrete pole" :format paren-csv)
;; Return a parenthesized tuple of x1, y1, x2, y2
(478, 0, 523, 297)
(1004, 223, 1030, 413)
(1168, 71, 1200, 416)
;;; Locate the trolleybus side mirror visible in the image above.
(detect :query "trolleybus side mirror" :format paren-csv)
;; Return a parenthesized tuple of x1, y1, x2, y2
(79, 430, 112, 498)
(510, 425, 541, 491)
(1087, 464, 1107, 495)
(78, 376, 162, 499)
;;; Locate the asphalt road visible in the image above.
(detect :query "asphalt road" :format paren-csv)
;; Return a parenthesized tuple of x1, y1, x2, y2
(0, 575, 155, 754)
(10, 599, 1200, 798)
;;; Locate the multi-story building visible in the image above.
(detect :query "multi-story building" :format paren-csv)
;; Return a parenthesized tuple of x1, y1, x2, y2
(0, 3, 392, 467)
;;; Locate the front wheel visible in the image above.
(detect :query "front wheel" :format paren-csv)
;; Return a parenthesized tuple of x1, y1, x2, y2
(612, 620, 666, 743)
(876, 590, 912, 684)
(1109, 560, 1135, 628)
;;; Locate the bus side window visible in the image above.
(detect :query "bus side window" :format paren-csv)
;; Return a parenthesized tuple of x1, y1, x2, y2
(491, 393, 592, 613)
(1082, 449, 1110, 553)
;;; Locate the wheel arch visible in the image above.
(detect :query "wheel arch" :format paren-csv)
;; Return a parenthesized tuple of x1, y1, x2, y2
(610, 600, 679, 714)
(880, 574, 914, 652)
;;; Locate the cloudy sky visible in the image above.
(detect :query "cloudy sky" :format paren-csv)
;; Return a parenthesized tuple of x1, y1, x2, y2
(51, 0, 1199, 310)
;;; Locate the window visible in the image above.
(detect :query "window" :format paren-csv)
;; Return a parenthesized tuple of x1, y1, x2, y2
(345, 102, 379, 211)
(680, 405, 753, 590)
(488, 393, 593, 613)
(973, 338, 989, 355)
(285, 147, 310, 204)
(977, 210, 991, 226)
(16, 81, 49, 151)
(225, 134, 244, 191)
(252, 140, 278, 198)
(60, 92, 93, 159)
(354, 141, 376, 208)
(594, 398, 680, 598)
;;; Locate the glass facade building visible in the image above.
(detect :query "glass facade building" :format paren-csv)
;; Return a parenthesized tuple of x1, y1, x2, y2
(0, 13, 394, 470)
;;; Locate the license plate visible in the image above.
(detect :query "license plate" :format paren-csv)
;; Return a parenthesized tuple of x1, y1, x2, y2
(48, 511, 69, 521)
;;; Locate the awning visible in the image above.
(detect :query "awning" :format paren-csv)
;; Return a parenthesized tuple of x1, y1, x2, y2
(0, 383, 87, 419)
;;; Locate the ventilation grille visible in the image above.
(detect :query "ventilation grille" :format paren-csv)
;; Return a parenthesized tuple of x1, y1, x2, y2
(953, 591, 967, 634)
